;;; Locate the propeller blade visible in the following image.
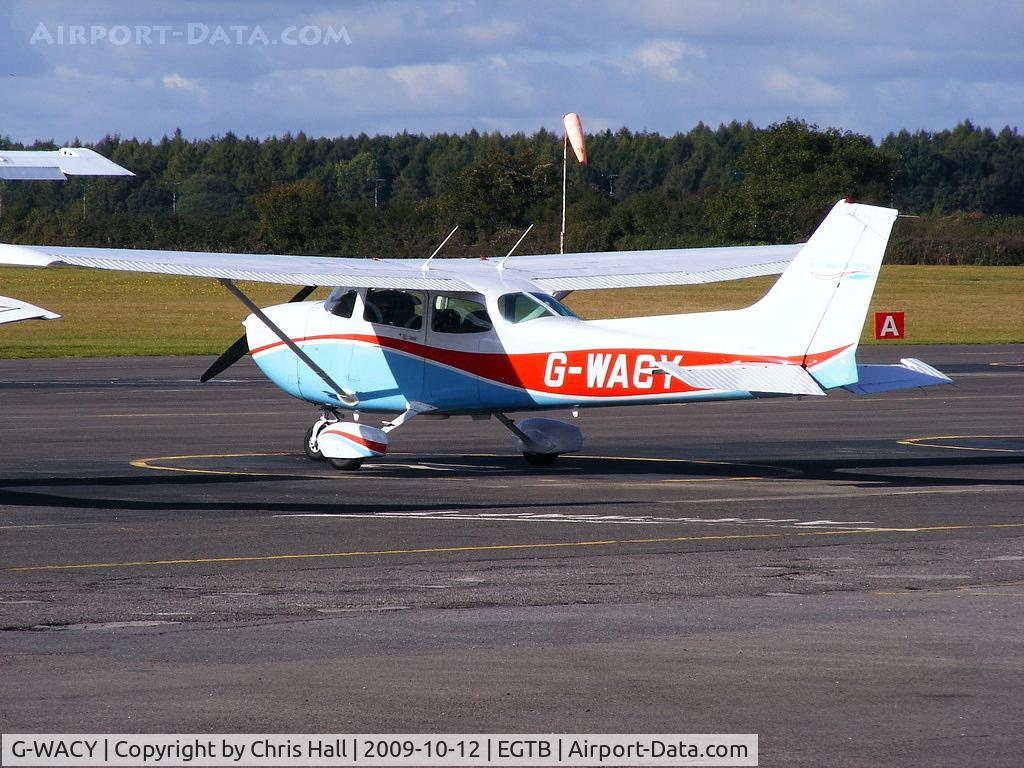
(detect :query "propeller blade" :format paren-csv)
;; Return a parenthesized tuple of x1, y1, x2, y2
(200, 285, 317, 382)
(200, 334, 249, 382)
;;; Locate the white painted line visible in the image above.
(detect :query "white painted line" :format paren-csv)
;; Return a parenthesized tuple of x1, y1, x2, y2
(273, 511, 874, 528)
(657, 486, 1018, 504)
(864, 574, 969, 580)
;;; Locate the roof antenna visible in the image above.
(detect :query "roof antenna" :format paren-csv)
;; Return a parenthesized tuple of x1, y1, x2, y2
(421, 225, 459, 272)
(498, 224, 534, 272)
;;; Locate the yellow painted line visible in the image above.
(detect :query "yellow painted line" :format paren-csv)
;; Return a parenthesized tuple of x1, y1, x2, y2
(90, 411, 288, 419)
(2, 411, 295, 421)
(898, 435, 1023, 453)
(130, 451, 793, 483)
(130, 452, 292, 478)
(6, 522, 1023, 573)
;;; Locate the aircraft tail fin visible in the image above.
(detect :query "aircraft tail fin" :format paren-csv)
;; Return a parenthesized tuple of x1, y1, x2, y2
(593, 200, 950, 395)
(740, 199, 898, 388)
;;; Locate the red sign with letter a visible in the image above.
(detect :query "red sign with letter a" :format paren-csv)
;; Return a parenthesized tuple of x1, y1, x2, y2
(874, 311, 905, 339)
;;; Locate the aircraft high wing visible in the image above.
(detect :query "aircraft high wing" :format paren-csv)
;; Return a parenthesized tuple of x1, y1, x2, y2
(0, 200, 951, 470)
(0, 241, 799, 292)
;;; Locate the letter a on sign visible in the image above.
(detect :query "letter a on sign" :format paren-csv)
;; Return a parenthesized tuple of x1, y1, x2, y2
(874, 311, 905, 339)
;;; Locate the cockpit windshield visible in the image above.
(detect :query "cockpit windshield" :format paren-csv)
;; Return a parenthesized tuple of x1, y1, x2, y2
(498, 292, 578, 324)
(324, 287, 356, 318)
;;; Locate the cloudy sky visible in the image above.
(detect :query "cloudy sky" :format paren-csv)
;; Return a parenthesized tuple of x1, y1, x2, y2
(1, 0, 1021, 143)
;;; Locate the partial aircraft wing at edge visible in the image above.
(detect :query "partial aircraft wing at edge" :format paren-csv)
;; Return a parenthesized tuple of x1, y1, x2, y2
(0, 148, 134, 180)
(0, 295, 60, 325)
(0, 240, 802, 293)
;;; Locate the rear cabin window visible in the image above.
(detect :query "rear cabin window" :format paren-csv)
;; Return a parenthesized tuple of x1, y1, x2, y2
(363, 288, 424, 329)
(431, 295, 492, 334)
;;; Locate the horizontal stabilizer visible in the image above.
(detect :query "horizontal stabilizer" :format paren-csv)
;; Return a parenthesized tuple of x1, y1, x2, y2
(656, 361, 825, 396)
(0, 295, 60, 325)
(842, 358, 952, 395)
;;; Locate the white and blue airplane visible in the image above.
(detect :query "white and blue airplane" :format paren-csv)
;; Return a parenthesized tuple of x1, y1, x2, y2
(1, 198, 950, 469)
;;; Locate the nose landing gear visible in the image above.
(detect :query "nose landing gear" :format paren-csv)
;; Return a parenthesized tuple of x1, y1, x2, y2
(304, 403, 434, 471)
(305, 421, 364, 468)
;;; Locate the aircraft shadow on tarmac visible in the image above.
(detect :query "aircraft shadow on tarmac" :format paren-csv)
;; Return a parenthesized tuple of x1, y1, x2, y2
(0, 452, 1020, 514)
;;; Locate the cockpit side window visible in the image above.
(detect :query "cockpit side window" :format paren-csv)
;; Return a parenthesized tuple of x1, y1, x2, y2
(363, 288, 424, 329)
(498, 292, 578, 324)
(431, 295, 492, 334)
(529, 292, 577, 318)
(324, 288, 357, 318)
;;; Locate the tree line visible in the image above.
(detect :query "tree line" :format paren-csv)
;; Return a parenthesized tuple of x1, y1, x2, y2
(0, 119, 1021, 265)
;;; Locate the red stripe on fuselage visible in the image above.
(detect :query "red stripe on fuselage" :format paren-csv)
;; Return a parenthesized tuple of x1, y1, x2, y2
(251, 333, 850, 399)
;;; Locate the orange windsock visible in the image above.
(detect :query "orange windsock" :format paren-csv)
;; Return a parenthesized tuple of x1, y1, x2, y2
(562, 112, 587, 165)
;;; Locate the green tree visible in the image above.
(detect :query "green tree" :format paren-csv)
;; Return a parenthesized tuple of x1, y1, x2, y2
(705, 119, 894, 242)
(436, 149, 555, 235)
(335, 151, 379, 202)
(255, 179, 327, 252)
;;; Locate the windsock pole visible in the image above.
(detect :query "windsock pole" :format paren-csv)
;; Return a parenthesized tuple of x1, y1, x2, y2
(559, 113, 587, 254)
(560, 134, 568, 254)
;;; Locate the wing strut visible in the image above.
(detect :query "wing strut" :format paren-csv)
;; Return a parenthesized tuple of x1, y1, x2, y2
(218, 279, 359, 407)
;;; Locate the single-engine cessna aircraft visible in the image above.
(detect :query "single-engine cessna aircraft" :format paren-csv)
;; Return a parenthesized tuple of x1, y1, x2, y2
(0, 199, 950, 469)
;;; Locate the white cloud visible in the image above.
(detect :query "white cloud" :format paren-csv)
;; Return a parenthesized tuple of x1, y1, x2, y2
(162, 72, 206, 98)
(628, 40, 702, 81)
(761, 69, 844, 107)
(388, 62, 470, 103)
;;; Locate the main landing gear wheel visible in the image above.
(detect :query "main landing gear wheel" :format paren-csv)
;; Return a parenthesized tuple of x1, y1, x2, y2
(523, 452, 558, 467)
(328, 457, 364, 471)
(304, 425, 325, 461)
